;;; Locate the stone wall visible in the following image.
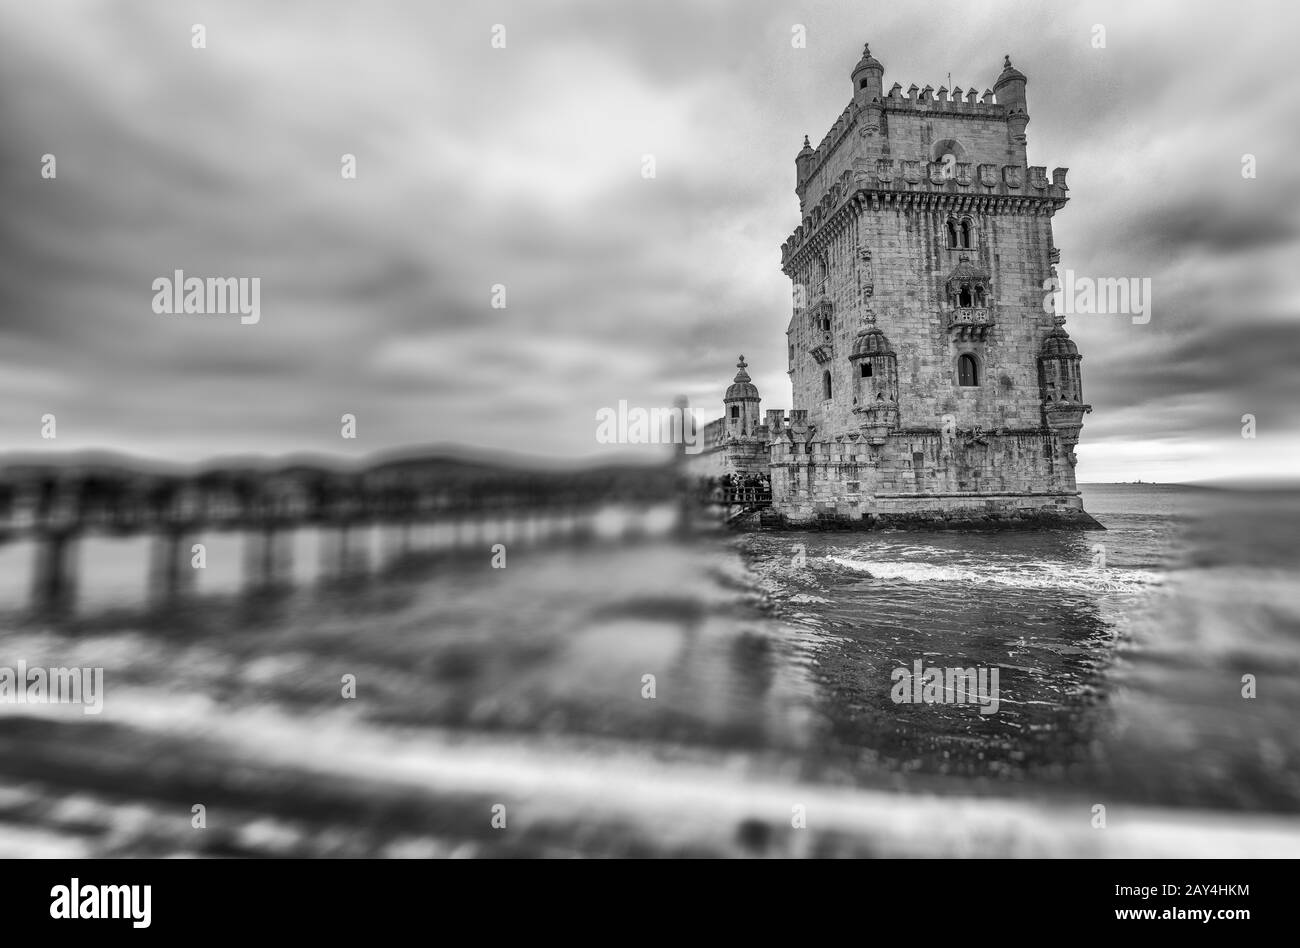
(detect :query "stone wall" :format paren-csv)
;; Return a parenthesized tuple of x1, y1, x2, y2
(766, 428, 1092, 527)
(788, 205, 1060, 440)
(683, 433, 771, 481)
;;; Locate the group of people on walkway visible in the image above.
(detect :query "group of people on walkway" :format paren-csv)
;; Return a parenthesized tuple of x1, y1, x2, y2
(699, 472, 771, 503)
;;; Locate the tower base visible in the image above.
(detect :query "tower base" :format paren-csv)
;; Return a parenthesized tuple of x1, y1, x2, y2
(758, 493, 1103, 531)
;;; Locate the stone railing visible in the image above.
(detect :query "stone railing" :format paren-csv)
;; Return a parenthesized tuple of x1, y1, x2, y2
(949, 306, 990, 325)
(946, 307, 994, 339)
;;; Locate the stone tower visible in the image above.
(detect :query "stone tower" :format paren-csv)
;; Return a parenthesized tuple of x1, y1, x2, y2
(764, 43, 1098, 527)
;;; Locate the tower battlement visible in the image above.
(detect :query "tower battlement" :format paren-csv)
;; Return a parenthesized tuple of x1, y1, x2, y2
(801, 84, 1010, 186)
(795, 48, 1038, 222)
(885, 82, 1004, 112)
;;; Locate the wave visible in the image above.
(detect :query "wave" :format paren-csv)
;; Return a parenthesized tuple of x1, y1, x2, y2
(825, 555, 1161, 593)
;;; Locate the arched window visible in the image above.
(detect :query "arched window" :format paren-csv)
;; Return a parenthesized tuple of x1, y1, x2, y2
(860, 362, 873, 378)
(974, 285, 986, 307)
(958, 283, 972, 308)
(958, 354, 979, 387)
(959, 218, 973, 249)
(932, 139, 966, 169)
(823, 370, 833, 400)
(729, 405, 740, 420)
(946, 220, 958, 248)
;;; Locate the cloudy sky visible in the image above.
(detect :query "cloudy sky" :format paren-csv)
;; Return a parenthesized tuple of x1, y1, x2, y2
(1, 0, 1296, 481)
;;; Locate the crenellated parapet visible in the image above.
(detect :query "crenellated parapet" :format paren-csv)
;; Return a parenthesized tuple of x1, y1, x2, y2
(767, 409, 816, 464)
(885, 81, 1002, 114)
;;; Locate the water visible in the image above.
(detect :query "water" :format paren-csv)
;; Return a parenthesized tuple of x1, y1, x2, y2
(1, 485, 1297, 856)
(741, 484, 1300, 811)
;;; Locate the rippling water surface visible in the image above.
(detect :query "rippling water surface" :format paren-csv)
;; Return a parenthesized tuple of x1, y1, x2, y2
(743, 484, 1300, 811)
(1, 485, 1296, 856)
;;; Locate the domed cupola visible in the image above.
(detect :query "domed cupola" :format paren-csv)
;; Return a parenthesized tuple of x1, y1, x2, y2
(1039, 325, 1079, 359)
(994, 54, 1026, 89)
(725, 355, 760, 401)
(993, 54, 1029, 143)
(1037, 321, 1082, 403)
(852, 42, 884, 77)
(848, 313, 899, 444)
(723, 355, 762, 439)
(795, 135, 816, 192)
(851, 43, 885, 125)
(851, 322, 894, 359)
(1037, 318, 1091, 464)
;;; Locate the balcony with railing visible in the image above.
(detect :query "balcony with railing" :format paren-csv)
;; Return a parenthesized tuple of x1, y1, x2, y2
(809, 296, 833, 321)
(807, 295, 835, 362)
(946, 306, 995, 340)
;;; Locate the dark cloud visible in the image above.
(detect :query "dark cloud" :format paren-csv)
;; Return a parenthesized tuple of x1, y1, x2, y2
(1104, 196, 1299, 266)
(0, 0, 1295, 480)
